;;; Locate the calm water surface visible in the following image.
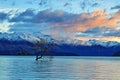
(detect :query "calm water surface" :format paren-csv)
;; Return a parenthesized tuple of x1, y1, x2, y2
(0, 56, 120, 80)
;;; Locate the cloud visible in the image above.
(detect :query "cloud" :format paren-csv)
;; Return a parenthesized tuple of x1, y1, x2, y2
(104, 30, 120, 37)
(33, 9, 77, 23)
(49, 9, 120, 34)
(92, 3, 99, 7)
(75, 27, 107, 37)
(0, 21, 11, 33)
(74, 26, 120, 42)
(0, 12, 8, 22)
(41, 9, 120, 39)
(80, 0, 100, 12)
(9, 23, 43, 33)
(6, 8, 120, 40)
(0, 8, 24, 22)
(9, 9, 77, 24)
(9, 9, 35, 22)
(39, 0, 48, 6)
(111, 5, 120, 9)
(0, 8, 19, 13)
(10, 9, 120, 29)
(75, 27, 120, 37)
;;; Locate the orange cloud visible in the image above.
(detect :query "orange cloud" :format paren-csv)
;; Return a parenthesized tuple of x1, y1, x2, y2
(50, 9, 120, 33)
(74, 10, 120, 32)
(45, 9, 120, 40)
(76, 36, 120, 42)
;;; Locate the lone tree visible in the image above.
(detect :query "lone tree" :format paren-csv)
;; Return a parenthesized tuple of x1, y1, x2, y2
(33, 38, 53, 61)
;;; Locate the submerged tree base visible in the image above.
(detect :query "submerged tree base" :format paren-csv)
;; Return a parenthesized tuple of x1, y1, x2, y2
(35, 55, 43, 61)
(35, 55, 54, 61)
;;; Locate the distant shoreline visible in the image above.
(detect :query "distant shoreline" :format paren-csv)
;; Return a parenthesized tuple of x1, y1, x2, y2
(0, 55, 120, 57)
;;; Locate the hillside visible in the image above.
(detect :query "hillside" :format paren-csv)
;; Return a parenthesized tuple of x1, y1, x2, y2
(0, 32, 120, 56)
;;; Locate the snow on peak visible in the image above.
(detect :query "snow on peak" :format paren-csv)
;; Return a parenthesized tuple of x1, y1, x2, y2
(0, 32, 53, 43)
(57, 39, 120, 47)
(0, 32, 120, 47)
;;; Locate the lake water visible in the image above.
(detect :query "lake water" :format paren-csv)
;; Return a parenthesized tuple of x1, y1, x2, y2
(0, 56, 120, 80)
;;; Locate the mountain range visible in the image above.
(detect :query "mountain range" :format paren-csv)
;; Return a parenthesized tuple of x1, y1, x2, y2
(0, 32, 120, 56)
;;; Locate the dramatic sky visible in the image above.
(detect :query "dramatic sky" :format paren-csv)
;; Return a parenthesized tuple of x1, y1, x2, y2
(0, 0, 120, 42)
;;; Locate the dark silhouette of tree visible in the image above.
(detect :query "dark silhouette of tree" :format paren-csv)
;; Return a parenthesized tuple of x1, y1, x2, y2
(33, 38, 53, 61)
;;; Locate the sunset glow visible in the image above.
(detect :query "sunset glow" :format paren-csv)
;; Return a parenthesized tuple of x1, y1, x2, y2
(0, 0, 120, 42)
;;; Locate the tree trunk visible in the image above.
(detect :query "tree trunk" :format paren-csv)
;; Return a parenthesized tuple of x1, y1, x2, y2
(35, 54, 43, 61)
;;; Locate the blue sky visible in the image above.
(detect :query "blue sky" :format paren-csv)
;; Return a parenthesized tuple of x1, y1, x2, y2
(0, 0, 120, 42)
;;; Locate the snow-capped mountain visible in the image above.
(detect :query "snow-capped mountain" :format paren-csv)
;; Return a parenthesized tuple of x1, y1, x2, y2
(86, 39, 120, 47)
(0, 32, 120, 56)
(58, 38, 120, 47)
(0, 32, 53, 43)
(0, 32, 120, 47)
